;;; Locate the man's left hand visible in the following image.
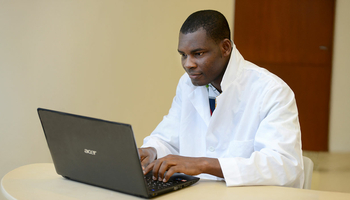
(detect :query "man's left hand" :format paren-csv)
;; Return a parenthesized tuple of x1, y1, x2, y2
(143, 154, 223, 182)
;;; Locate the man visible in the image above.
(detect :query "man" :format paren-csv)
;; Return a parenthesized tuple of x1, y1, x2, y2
(139, 10, 304, 188)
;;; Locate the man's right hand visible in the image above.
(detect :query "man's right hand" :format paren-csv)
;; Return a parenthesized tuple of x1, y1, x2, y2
(138, 147, 157, 173)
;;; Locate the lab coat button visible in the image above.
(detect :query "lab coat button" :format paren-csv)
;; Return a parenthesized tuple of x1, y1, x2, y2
(209, 146, 215, 152)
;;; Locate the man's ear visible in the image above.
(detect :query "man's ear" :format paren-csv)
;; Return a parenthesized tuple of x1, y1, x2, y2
(221, 38, 232, 57)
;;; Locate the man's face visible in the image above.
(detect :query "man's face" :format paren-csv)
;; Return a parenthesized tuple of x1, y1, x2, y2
(178, 28, 228, 90)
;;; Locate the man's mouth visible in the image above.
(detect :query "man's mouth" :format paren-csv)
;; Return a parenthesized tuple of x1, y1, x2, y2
(188, 73, 202, 79)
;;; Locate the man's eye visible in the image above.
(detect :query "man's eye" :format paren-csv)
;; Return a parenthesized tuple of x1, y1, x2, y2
(195, 52, 204, 56)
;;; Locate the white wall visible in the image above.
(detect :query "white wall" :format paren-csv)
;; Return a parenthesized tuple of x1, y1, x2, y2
(329, 0, 350, 152)
(0, 0, 234, 198)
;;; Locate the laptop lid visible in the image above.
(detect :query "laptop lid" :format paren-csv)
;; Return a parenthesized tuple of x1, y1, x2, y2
(37, 108, 199, 198)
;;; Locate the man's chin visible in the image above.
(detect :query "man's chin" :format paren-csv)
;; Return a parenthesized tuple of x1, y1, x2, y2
(190, 80, 208, 87)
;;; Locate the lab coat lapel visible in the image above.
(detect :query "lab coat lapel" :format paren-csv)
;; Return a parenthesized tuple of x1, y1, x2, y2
(189, 86, 211, 127)
(207, 45, 245, 133)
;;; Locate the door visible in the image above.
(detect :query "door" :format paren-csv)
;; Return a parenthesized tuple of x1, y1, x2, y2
(234, 0, 335, 151)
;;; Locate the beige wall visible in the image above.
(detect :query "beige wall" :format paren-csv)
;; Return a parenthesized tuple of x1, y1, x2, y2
(329, 0, 350, 152)
(0, 0, 349, 194)
(0, 0, 234, 192)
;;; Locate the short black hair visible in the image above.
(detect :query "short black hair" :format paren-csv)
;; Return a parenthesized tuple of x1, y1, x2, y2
(180, 10, 231, 42)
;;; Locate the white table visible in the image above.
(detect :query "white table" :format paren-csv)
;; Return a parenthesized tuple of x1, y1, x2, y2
(2, 163, 350, 200)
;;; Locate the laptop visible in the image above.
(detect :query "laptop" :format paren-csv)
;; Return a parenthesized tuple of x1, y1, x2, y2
(37, 108, 199, 198)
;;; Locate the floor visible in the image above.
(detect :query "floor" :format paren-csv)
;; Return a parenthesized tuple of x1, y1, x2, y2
(303, 151, 350, 193)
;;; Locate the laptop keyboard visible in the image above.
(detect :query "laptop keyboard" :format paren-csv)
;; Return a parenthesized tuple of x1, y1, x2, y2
(145, 176, 187, 192)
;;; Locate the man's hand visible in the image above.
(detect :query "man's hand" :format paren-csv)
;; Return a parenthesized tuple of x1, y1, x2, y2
(143, 154, 223, 182)
(138, 147, 157, 172)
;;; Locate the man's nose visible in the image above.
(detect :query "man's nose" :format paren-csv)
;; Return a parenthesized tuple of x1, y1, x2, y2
(183, 56, 196, 69)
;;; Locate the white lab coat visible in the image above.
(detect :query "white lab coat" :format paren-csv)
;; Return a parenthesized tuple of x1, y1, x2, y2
(142, 45, 304, 188)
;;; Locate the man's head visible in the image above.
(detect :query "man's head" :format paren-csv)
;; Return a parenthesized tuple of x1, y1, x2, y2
(180, 10, 231, 43)
(178, 10, 232, 92)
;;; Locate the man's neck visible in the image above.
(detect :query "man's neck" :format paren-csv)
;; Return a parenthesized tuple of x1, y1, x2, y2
(210, 82, 222, 93)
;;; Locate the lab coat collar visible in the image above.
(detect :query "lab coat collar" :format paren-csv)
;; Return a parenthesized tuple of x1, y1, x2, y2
(220, 44, 245, 93)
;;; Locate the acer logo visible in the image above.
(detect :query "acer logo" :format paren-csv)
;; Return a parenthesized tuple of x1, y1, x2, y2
(84, 149, 97, 155)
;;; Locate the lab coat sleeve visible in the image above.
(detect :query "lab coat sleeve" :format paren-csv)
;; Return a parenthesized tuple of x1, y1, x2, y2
(218, 84, 304, 188)
(141, 75, 185, 158)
